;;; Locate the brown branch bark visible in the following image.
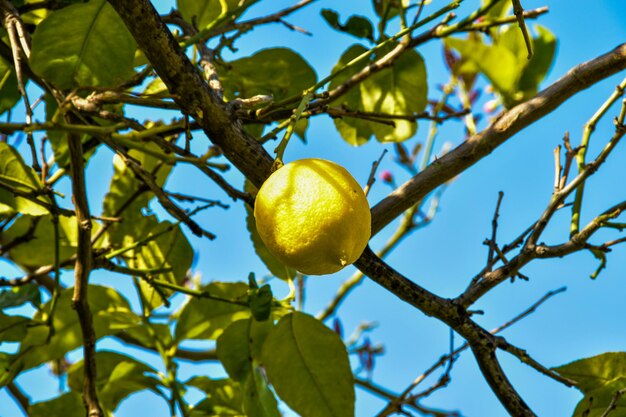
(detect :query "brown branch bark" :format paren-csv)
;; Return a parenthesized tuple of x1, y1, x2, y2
(371, 43, 626, 235)
(107, 0, 273, 188)
(354, 246, 536, 417)
(67, 126, 103, 417)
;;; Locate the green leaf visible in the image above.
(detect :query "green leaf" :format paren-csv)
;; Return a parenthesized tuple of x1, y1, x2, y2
(555, 352, 626, 417)
(217, 318, 272, 381)
(248, 285, 273, 322)
(103, 146, 172, 241)
(0, 283, 41, 308)
(18, 285, 139, 370)
(220, 48, 317, 102)
(44, 95, 99, 170)
(187, 376, 245, 416)
(329, 45, 375, 146)
(243, 367, 281, 417)
(261, 312, 355, 417)
(0, 352, 20, 387)
(518, 25, 556, 95)
(175, 282, 251, 341)
(0, 313, 31, 342)
(445, 36, 521, 105)
(330, 44, 428, 144)
(178, 0, 245, 31)
(29, 392, 85, 417)
(0, 142, 48, 216)
(1, 214, 102, 270)
(446, 25, 556, 107)
(102, 147, 192, 309)
(372, 0, 410, 20)
(68, 350, 161, 411)
(120, 323, 173, 351)
(0, 56, 21, 115)
(29, 0, 136, 89)
(321, 10, 374, 41)
(245, 181, 297, 280)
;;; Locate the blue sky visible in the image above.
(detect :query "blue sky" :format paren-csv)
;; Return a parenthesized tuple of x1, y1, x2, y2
(1, 1, 626, 416)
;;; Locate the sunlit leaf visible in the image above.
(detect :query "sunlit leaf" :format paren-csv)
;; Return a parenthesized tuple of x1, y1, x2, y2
(261, 312, 355, 417)
(102, 146, 192, 310)
(68, 350, 162, 411)
(187, 376, 245, 416)
(175, 282, 251, 341)
(30, 0, 136, 89)
(17, 285, 140, 370)
(178, 0, 245, 31)
(330, 44, 428, 144)
(0, 214, 103, 270)
(0, 142, 48, 216)
(555, 352, 626, 417)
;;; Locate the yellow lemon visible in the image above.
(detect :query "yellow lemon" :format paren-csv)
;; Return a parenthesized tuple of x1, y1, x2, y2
(254, 158, 371, 275)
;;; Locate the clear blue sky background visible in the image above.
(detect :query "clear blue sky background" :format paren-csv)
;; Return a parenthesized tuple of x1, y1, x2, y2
(1, 1, 626, 416)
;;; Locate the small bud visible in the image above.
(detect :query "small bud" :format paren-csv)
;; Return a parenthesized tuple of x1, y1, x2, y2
(483, 99, 499, 114)
(379, 170, 393, 184)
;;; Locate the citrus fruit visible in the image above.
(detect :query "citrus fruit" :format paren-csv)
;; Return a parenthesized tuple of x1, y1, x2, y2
(254, 158, 371, 275)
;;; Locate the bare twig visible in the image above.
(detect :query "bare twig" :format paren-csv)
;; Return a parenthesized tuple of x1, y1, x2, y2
(364, 150, 388, 197)
(66, 121, 103, 416)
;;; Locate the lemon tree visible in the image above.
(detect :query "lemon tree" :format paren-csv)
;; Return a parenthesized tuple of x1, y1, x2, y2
(1, 1, 626, 417)
(254, 158, 371, 275)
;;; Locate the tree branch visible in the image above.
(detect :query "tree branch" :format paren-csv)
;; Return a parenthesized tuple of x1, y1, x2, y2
(370, 43, 626, 235)
(107, 0, 274, 188)
(66, 125, 103, 417)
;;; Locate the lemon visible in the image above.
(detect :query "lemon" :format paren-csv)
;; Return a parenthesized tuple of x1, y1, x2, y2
(254, 158, 371, 275)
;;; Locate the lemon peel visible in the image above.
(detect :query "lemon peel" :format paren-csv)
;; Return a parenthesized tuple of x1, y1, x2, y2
(254, 158, 371, 275)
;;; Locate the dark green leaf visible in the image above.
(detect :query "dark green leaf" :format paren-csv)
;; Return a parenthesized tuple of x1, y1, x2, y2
(30, 0, 136, 89)
(0, 283, 41, 308)
(0, 142, 48, 216)
(0, 313, 31, 342)
(175, 282, 251, 341)
(245, 181, 297, 280)
(248, 285, 273, 322)
(68, 350, 161, 411)
(29, 392, 85, 417)
(261, 312, 355, 417)
(220, 48, 317, 102)
(0, 56, 21, 115)
(321, 10, 374, 41)
(372, 0, 409, 20)
(0, 352, 21, 387)
(178, 0, 244, 31)
(120, 323, 173, 351)
(555, 352, 626, 417)
(216, 318, 272, 382)
(18, 285, 139, 370)
(518, 25, 557, 95)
